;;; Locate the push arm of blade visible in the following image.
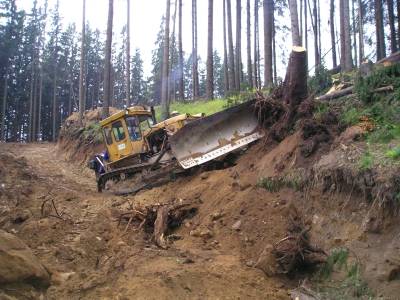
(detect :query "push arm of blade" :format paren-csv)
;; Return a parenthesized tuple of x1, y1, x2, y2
(96, 156, 105, 168)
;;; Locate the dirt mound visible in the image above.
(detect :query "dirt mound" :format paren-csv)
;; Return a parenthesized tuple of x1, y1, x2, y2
(57, 107, 120, 163)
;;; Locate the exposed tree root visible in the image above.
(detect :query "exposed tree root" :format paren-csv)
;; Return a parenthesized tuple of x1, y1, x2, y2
(116, 200, 198, 248)
(272, 205, 327, 274)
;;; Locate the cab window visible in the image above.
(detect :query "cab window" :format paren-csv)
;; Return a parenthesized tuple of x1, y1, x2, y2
(139, 115, 152, 133)
(126, 116, 142, 141)
(112, 121, 126, 142)
(103, 126, 113, 145)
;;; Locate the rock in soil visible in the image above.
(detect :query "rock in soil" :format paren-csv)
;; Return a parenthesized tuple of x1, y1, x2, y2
(0, 230, 50, 288)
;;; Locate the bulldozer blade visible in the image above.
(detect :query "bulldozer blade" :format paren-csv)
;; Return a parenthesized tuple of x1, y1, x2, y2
(169, 100, 264, 169)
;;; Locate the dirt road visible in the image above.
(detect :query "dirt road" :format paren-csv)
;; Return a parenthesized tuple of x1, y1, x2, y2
(0, 142, 289, 299)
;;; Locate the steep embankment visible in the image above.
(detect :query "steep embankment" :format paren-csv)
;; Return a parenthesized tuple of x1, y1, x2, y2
(57, 108, 120, 163)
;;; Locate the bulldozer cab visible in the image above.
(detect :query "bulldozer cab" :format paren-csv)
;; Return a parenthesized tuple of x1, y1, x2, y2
(100, 107, 154, 163)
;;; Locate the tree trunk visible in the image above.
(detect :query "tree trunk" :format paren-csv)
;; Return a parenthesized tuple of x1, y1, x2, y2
(102, 0, 114, 119)
(246, 0, 253, 88)
(78, 0, 86, 125)
(398, 0, 400, 47)
(169, 0, 178, 102)
(192, 0, 199, 99)
(28, 54, 35, 142)
(330, 0, 337, 68)
(52, 0, 60, 142)
(126, 0, 131, 106)
(352, 0, 358, 67)
(227, 0, 236, 91)
(223, 0, 230, 93)
(312, 0, 320, 69)
(37, 0, 48, 141)
(263, 0, 273, 87)
(272, 13, 277, 82)
(161, 0, 170, 120)
(178, 0, 184, 100)
(289, 0, 301, 46)
(374, 0, 386, 60)
(340, 0, 352, 71)
(300, 0, 303, 44)
(304, 0, 308, 54)
(387, 0, 397, 53)
(206, 0, 214, 100)
(1, 75, 8, 142)
(357, 0, 364, 64)
(253, 0, 259, 88)
(235, 0, 242, 91)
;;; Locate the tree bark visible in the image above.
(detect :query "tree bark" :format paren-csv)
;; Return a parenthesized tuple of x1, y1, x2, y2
(206, 0, 214, 100)
(289, 0, 301, 46)
(223, 0, 230, 93)
(387, 0, 397, 53)
(246, 0, 253, 88)
(102, 0, 114, 119)
(126, 0, 131, 106)
(330, 0, 337, 68)
(178, 0, 184, 100)
(374, 0, 386, 60)
(227, 0, 236, 91)
(78, 0, 86, 125)
(235, 0, 242, 91)
(263, 0, 273, 87)
(161, 0, 171, 120)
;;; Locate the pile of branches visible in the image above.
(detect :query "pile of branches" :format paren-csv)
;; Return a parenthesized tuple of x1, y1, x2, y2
(117, 200, 198, 248)
(273, 205, 327, 274)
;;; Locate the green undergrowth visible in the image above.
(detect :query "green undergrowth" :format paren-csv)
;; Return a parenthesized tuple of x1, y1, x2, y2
(82, 122, 103, 144)
(336, 64, 400, 169)
(315, 248, 373, 299)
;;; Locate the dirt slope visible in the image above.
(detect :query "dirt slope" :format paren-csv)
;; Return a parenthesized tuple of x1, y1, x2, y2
(0, 142, 291, 299)
(1, 122, 400, 299)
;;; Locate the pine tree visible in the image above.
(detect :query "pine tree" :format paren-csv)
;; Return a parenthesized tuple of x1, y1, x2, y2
(78, 0, 86, 125)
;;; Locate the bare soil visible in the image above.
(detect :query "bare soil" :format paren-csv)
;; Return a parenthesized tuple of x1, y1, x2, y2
(1, 126, 400, 299)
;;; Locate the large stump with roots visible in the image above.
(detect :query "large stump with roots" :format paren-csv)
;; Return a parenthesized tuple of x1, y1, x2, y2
(256, 46, 309, 141)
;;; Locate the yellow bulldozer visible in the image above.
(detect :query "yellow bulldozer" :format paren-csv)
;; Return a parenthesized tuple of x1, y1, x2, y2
(89, 100, 264, 194)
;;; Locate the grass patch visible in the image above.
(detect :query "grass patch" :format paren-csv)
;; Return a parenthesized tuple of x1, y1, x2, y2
(154, 99, 227, 121)
(386, 146, 400, 160)
(315, 248, 373, 299)
(257, 174, 303, 192)
(359, 150, 374, 170)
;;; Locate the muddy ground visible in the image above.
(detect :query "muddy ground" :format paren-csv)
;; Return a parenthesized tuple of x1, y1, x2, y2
(0, 129, 400, 299)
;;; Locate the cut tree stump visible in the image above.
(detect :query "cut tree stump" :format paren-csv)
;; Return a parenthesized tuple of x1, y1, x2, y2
(282, 46, 308, 106)
(154, 206, 169, 249)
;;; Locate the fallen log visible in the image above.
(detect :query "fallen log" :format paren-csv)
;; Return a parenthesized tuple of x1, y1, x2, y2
(316, 85, 394, 101)
(315, 86, 353, 101)
(376, 51, 400, 66)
